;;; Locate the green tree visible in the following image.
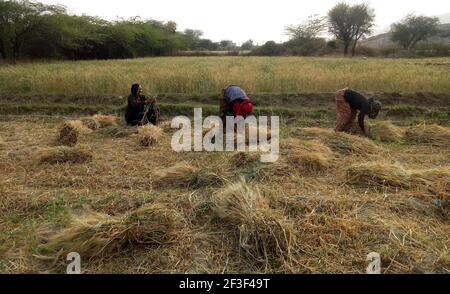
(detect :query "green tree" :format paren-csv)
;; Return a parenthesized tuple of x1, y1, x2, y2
(328, 2, 375, 57)
(0, 0, 64, 61)
(391, 14, 440, 50)
(241, 39, 254, 50)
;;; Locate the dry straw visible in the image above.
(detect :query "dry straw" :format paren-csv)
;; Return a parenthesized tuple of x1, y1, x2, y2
(288, 151, 331, 173)
(230, 152, 261, 167)
(369, 121, 405, 142)
(212, 179, 297, 265)
(346, 162, 411, 188)
(80, 117, 100, 131)
(297, 127, 381, 155)
(153, 162, 227, 189)
(39, 203, 184, 259)
(136, 125, 162, 147)
(346, 161, 450, 197)
(57, 120, 87, 146)
(38, 146, 93, 164)
(405, 124, 450, 147)
(92, 115, 118, 128)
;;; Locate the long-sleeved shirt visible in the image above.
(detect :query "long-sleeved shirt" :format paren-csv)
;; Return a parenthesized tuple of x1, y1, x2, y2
(344, 89, 371, 132)
(125, 94, 147, 125)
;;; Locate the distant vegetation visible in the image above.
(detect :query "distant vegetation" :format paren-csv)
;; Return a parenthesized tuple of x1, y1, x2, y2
(0, 0, 449, 62)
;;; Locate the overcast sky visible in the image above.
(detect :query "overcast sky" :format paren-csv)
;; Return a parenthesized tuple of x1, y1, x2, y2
(39, 0, 450, 44)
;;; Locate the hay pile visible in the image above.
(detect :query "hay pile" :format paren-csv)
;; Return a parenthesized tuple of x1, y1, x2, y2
(411, 168, 450, 198)
(57, 120, 87, 146)
(38, 146, 93, 164)
(136, 125, 162, 147)
(288, 151, 331, 173)
(346, 162, 449, 196)
(81, 117, 100, 131)
(39, 203, 184, 259)
(153, 163, 227, 189)
(0, 137, 5, 150)
(212, 179, 296, 264)
(230, 152, 261, 167)
(369, 121, 405, 142)
(346, 162, 411, 188)
(405, 124, 450, 146)
(297, 127, 381, 155)
(92, 115, 117, 128)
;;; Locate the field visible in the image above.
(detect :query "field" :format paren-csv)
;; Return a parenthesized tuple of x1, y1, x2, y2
(0, 57, 449, 274)
(1, 57, 450, 96)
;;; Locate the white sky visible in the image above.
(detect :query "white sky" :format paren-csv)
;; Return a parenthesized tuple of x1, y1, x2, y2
(39, 0, 450, 44)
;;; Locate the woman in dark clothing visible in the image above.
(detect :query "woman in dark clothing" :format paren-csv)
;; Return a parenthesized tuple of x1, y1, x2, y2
(335, 88, 382, 134)
(125, 83, 160, 126)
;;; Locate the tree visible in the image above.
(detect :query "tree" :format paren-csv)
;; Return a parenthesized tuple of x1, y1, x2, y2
(0, 0, 65, 61)
(285, 15, 327, 56)
(349, 3, 375, 56)
(328, 2, 375, 57)
(183, 29, 203, 49)
(286, 15, 327, 40)
(391, 14, 440, 50)
(240, 39, 254, 50)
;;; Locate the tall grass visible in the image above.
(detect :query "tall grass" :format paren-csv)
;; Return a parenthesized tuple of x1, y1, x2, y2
(1, 57, 450, 96)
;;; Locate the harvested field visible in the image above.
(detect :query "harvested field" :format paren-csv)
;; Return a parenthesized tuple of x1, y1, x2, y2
(1, 115, 448, 274)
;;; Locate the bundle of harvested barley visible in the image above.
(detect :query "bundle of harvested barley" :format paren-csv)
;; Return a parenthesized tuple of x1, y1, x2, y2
(212, 179, 296, 264)
(137, 125, 162, 147)
(57, 120, 86, 146)
(92, 115, 117, 128)
(98, 125, 137, 138)
(39, 203, 184, 259)
(153, 163, 227, 189)
(288, 151, 331, 173)
(411, 168, 450, 198)
(230, 152, 261, 167)
(369, 121, 405, 142)
(80, 117, 100, 131)
(38, 146, 93, 164)
(405, 124, 450, 147)
(346, 162, 411, 188)
(297, 127, 381, 155)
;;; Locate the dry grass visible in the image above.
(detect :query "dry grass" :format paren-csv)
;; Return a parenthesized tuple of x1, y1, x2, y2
(92, 115, 118, 128)
(136, 125, 162, 147)
(81, 117, 100, 131)
(369, 121, 405, 142)
(230, 152, 261, 167)
(297, 127, 381, 155)
(346, 162, 411, 188)
(346, 162, 450, 197)
(212, 179, 297, 266)
(153, 162, 227, 189)
(405, 124, 450, 147)
(39, 203, 184, 259)
(37, 146, 93, 164)
(411, 168, 450, 199)
(288, 151, 331, 173)
(56, 120, 87, 146)
(1, 117, 449, 274)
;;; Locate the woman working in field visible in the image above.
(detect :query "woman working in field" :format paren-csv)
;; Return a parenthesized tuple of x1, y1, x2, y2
(335, 88, 382, 135)
(125, 83, 160, 126)
(220, 85, 255, 126)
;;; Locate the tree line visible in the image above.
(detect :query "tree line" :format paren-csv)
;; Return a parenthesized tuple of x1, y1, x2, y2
(254, 2, 444, 57)
(0, 0, 242, 61)
(0, 0, 446, 62)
